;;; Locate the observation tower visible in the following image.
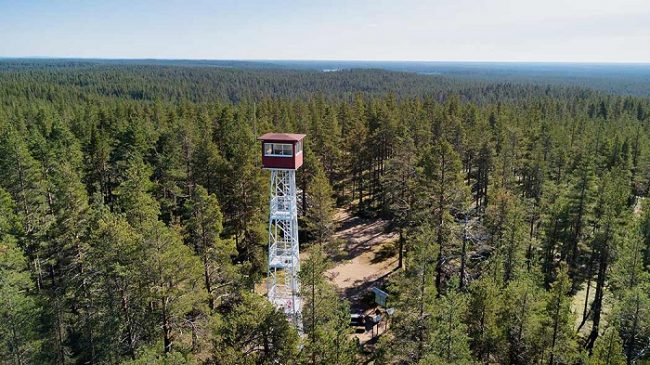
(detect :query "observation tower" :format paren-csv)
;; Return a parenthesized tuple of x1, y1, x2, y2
(258, 132, 306, 330)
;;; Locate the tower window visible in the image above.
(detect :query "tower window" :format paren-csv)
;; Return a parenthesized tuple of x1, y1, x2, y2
(264, 143, 293, 157)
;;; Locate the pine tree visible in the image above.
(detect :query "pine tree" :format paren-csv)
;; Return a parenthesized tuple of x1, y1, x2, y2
(113, 155, 160, 227)
(304, 164, 336, 248)
(301, 245, 356, 365)
(587, 327, 627, 365)
(114, 155, 207, 355)
(499, 274, 546, 365)
(184, 185, 236, 311)
(191, 135, 227, 197)
(475, 140, 494, 208)
(0, 188, 42, 364)
(467, 276, 504, 363)
(120, 347, 187, 365)
(0, 126, 51, 289)
(539, 184, 571, 288)
(344, 95, 369, 208)
(611, 286, 650, 364)
(639, 204, 650, 271)
(420, 140, 468, 293)
(214, 291, 300, 365)
(540, 266, 579, 365)
(610, 227, 647, 293)
(382, 135, 418, 269)
(86, 205, 147, 361)
(587, 167, 630, 350)
(565, 153, 595, 287)
(427, 282, 474, 364)
(377, 227, 438, 364)
(28, 118, 94, 364)
(152, 118, 196, 222)
(217, 120, 266, 279)
(83, 125, 113, 203)
(142, 221, 206, 355)
(311, 105, 342, 184)
(485, 189, 528, 284)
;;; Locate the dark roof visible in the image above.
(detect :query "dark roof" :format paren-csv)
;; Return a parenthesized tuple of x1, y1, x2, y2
(257, 133, 306, 142)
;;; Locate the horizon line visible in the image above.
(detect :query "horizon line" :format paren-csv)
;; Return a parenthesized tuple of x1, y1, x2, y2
(1, 56, 650, 66)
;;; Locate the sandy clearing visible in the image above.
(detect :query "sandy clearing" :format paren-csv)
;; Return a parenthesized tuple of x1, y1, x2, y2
(324, 208, 399, 305)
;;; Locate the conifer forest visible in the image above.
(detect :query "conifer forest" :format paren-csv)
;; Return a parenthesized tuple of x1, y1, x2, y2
(0, 60, 649, 365)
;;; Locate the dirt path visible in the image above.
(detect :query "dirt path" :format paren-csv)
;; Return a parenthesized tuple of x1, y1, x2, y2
(324, 208, 399, 307)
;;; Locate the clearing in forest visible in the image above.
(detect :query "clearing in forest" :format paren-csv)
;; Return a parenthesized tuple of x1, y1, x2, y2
(324, 208, 399, 306)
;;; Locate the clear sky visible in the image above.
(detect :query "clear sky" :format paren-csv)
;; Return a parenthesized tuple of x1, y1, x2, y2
(1, 0, 649, 62)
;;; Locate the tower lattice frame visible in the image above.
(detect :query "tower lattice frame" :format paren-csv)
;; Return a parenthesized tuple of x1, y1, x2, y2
(267, 169, 302, 329)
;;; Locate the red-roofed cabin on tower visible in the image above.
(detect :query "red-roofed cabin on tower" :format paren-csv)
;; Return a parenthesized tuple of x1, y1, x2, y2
(258, 133, 306, 170)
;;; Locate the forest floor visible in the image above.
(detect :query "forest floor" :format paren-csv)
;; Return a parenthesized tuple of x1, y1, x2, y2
(301, 206, 400, 345)
(571, 196, 645, 337)
(572, 280, 613, 340)
(324, 208, 399, 305)
(263, 205, 400, 316)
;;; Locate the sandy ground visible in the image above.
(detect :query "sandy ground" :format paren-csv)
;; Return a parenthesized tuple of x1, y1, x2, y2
(634, 196, 645, 216)
(569, 197, 644, 338)
(261, 206, 400, 348)
(261, 207, 399, 303)
(324, 208, 399, 304)
(295, 207, 399, 346)
(572, 280, 595, 335)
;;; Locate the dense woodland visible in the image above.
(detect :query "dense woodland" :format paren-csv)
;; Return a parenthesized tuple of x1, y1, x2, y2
(0, 61, 649, 364)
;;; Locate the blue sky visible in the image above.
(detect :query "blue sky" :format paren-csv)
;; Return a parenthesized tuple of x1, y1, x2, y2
(1, 0, 649, 62)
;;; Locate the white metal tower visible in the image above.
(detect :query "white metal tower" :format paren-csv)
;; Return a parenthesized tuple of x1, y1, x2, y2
(267, 169, 302, 329)
(259, 132, 305, 331)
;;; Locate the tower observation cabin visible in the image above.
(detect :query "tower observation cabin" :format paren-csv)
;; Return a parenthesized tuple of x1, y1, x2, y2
(259, 133, 305, 170)
(258, 132, 306, 330)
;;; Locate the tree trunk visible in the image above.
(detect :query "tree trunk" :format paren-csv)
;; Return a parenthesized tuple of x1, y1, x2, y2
(624, 292, 639, 365)
(435, 157, 446, 295)
(569, 175, 587, 289)
(549, 290, 561, 365)
(121, 289, 136, 360)
(202, 248, 214, 311)
(586, 234, 610, 351)
(459, 215, 468, 290)
(510, 292, 528, 365)
(162, 299, 172, 353)
(398, 229, 404, 269)
(416, 261, 427, 362)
